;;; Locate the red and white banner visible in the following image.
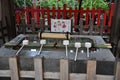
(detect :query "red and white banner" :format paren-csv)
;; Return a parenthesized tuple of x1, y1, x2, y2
(51, 19, 71, 32)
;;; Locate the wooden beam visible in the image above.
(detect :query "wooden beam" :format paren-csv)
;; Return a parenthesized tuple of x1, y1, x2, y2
(70, 73, 86, 80)
(0, 70, 10, 77)
(9, 56, 20, 80)
(44, 72, 60, 79)
(20, 71, 35, 78)
(60, 59, 69, 80)
(96, 75, 114, 80)
(115, 61, 120, 80)
(34, 57, 43, 80)
(0, 70, 35, 78)
(87, 60, 97, 80)
(0, 70, 114, 80)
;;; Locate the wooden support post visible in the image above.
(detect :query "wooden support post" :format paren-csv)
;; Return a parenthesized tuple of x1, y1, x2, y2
(40, 19, 44, 31)
(115, 61, 120, 80)
(79, 18, 83, 35)
(31, 18, 35, 34)
(34, 57, 43, 80)
(60, 59, 69, 80)
(9, 56, 20, 80)
(89, 19, 93, 35)
(100, 18, 104, 36)
(21, 18, 26, 34)
(87, 60, 96, 80)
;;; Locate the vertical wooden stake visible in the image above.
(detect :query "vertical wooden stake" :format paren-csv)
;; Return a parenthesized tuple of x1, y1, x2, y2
(115, 61, 120, 80)
(100, 19, 104, 36)
(9, 56, 20, 80)
(89, 19, 93, 35)
(87, 60, 96, 80)
(21, 18, 26, 34)
(80, 18, 83, 35)
(60, 59, 69, 80)
(34, 57, 43, 80)
(31, 18, 35, 34)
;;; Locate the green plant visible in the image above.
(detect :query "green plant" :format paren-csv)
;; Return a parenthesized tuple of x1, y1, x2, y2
(36, 0, 79, 9)
(81, 0, 109, 10)
(14, 0, 33, 8)
(14, 0, 79, 9)
(14, 0, 109, 10)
